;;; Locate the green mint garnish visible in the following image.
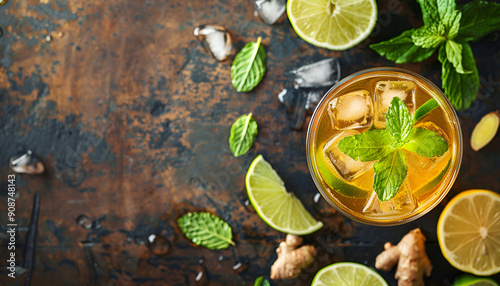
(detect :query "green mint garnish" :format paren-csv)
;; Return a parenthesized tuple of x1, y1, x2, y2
(369, 0, 500, 111)
(231, 37, 266, 92)
(229, 113, 258, 157)
(338, 97, 448, 201)
(177, 212, 235, 250)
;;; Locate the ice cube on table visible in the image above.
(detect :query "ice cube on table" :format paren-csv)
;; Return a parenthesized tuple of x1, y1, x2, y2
(254, 0, 286, 25)
(374, 81, 416, 129)
(278, 88, 307, 130)
(278, 87, 327, 130)
(327, 89, 373, 130)
(379, 179, 418, 214)
(290, 58, 341, 88)
(323, 130, 374, 181)
(193, 25, 233, 61)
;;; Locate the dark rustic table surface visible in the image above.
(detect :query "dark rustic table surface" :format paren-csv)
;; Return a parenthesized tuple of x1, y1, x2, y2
(0, 0, 499, 285)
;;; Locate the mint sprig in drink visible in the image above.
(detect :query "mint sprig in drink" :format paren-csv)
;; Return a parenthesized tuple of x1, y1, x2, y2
(306, 68, 462, 225)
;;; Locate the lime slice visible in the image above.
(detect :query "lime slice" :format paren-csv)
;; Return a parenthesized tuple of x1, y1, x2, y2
(453, 274, 498, 286)
(312, 262, 388, 286)
(438, 189, 500, 276)
(287, 0, 378, 50)
(315, 146, 370, 198)
(245, 155, 323, 235)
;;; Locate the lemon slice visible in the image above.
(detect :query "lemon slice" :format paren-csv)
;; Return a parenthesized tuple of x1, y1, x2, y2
(312, 262, 388, 286)
(245, 155, 323, 235)
(287, 0, 378, 50)
(438, 189, 500, 276)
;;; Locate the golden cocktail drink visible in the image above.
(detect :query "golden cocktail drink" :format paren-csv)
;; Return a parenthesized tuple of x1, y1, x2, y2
(306, 68, 462, 225)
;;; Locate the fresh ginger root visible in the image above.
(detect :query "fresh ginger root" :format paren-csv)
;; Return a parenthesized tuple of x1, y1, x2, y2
(375, 228, 432, 286)
(270, 234, 315, 280)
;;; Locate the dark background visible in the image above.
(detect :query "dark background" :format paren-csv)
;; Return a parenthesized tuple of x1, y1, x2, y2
(0, 0, 499, 285)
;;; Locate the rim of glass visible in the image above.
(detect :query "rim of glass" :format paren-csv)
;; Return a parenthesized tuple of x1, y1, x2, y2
(306, 67, 463, 226)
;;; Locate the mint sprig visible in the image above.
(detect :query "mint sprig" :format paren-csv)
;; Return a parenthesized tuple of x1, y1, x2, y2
(338, 97, 448, 201)
(370, 0, 500, 111)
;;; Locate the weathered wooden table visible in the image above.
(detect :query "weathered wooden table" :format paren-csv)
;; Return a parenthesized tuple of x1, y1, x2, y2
(0, 0, 499, 285)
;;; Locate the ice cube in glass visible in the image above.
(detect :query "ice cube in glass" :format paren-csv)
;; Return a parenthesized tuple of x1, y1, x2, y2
(323, 130, 374, 181)
(379, 179, 418, 214)
(327, 90, 373, 130)
(254, 0, 286, 25)
(193, 25, 233, 61)
(374, 81, 416, 129)
(290, 58, 341, 88)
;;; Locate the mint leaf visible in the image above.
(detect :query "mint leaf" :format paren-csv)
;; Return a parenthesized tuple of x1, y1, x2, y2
(177, 212, 235, 250)
(457, 0, 500, 42)
(417, 0, 439, 26)
(386, 97, 412, 145)
(437, 0, 456, 26)
(254, 276, 270, 286)
(412, 23, 446, 48)
(446, 11, 461, 39)
(440, 43, 479, 110)
(370, 30, 436, 64)
(229, 113, 258, 157)
(373, 150, 407, 201)
(338, 129, 394, 162)
(445, 40, 468, 74)
(403, 128, 449, 157)
(414, 98, 440, 122)
(416, 0, 455, 26)
(231, 37, 266, 92)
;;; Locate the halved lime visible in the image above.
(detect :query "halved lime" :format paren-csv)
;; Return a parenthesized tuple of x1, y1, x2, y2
(245, 155, 323, 235)
(312, 262, 388, 286)
(453, 274, 498, 286)
(287, 0, 378, 50)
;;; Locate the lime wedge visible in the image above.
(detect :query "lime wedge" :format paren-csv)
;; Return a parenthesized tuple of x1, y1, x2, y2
(287, 0, 378, 50)
(245, 155, 323, 235)
(315, 146, 370, 198)
(312, 262, 388, 286)
(453, 274, 499, 286)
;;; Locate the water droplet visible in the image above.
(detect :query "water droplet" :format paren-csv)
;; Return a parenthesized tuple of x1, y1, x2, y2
(313, 193, 336, 217)
(57, 31, 64, 38)
(194, 267, 207, 285)
(198, 258, 204, 265)
(313, 192, 321, 204)
(93, 263, 98, 268)
(148, 234, 171, 256)
(232, 261, 248, 274)
(9, 150, 45, 175)
(76, 215, 92, 229)
(45, 35, 52, 42)
(217, 255, 223, 262)
(193, 25, 233, 61)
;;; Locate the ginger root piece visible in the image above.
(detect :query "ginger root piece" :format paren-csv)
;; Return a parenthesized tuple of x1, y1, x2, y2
(270, 234, 315, 280)
(471, 111, 499, 151)
(375, 228, 432, 286)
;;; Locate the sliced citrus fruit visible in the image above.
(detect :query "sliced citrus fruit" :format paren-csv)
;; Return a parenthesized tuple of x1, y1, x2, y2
(438, 189, 500, 276)
(287, 0, 378, 50)
(453, 274, 498, 286)
(312, 262, 388, 286)
(245, 155, 323, 235)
